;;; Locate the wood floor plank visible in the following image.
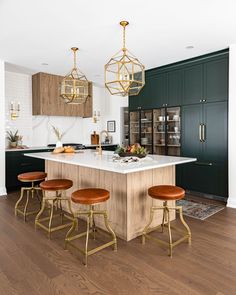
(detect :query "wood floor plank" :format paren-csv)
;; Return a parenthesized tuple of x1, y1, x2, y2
(0, 192, 236, 295)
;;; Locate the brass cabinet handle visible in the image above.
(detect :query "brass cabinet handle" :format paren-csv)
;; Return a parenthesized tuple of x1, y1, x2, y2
(194, 162, 213, 166)
(202, 124, 206, 142)
(199, 124, 202, 142)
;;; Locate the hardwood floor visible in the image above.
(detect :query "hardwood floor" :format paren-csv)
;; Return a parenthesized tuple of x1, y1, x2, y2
(1, 192, 236, 295)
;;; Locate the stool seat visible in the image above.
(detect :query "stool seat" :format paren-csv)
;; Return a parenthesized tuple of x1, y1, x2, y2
(71, 188, 109, 205)
(148, 185, 185, 201)
(18, 171, 47, 182)
(40, 179, 73, 191)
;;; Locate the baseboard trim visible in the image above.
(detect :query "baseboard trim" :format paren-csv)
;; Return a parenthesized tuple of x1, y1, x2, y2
(226, 199, 236, 208)
(0, 186, 7, 196)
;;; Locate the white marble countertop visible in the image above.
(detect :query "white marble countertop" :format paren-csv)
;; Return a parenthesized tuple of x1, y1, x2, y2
(25, 150, 196, 174)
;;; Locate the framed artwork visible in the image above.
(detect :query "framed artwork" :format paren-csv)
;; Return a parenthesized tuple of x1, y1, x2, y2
(107, 120, 116, 132)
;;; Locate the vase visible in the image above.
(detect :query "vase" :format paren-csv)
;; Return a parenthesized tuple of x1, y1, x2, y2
(56, 140, 63, 148)
(10, 142, 17, 148)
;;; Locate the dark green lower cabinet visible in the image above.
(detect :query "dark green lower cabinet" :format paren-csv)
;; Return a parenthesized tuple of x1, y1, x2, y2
(6, 150, 47, 191)
(178, 162, 228, 198)
(177, 101, 228, 199)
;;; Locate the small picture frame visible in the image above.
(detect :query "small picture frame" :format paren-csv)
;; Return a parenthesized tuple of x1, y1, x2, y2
(107, 120, 116, 132)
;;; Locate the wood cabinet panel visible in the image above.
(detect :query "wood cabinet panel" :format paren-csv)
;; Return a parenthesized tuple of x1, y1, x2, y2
(32, 72, 92, 117)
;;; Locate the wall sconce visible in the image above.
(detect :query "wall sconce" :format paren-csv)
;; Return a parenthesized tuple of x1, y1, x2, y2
(10, 101, 20, 120)
(93, 110, 100, 123)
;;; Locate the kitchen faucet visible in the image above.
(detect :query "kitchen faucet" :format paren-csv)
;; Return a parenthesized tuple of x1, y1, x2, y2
(98, 130, 109, 155)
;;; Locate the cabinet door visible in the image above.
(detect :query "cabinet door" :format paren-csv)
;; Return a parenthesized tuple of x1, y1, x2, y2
(204, 57, 228, 103)
(129, 94, 142, 111)
(181, 104, 203, 159)
(149, 73, 168, 108)
(203, 101, 228, 163)
(167, 69, 182, 107)
(183, 64, 203, 105)
(129, 111, 140, 145)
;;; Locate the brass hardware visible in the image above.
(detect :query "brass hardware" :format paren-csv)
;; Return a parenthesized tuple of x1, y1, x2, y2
(142, 201, 191, 257)
(199, 124, 203, 142)
(60, 47, 89, 104)
(65, 204, 117, 266)
(35, 190, 73, 239)
(104, 20, 145, 97)
(202, 124, 206, 141)
(194, 161, 213, 166)
(97, 130, 109, 155)
(15, 181, 43, 222)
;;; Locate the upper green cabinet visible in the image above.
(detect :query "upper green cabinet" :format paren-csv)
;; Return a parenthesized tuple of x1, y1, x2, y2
(204, 58, 228, 103)
(183, 64, 203, 105)
(167, 69, 183, 106)
(183, 56, 228, 105)
(129, 50, 228, 110)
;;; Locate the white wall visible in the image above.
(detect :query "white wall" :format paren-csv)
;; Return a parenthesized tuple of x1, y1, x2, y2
(5, 71, 128, 147)
(227, 45, 236, 208)
(0, 61, 6, 195)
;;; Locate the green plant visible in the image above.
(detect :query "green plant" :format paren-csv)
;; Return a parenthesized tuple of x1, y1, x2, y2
(6, 130, 19, 142)
(51, 125, 64, 141)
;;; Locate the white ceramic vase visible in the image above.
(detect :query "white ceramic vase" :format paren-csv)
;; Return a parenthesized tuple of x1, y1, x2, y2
(56, 140, 63, 148)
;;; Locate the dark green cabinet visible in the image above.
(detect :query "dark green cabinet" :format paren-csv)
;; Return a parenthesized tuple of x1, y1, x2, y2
(178, 101, 228, 198)
(204, 58, 228, 103)
(183, 64, 203, 105)
(167, 69, 183, 107)
(183, 56, 228, 105)
(6, 149, 48, 191)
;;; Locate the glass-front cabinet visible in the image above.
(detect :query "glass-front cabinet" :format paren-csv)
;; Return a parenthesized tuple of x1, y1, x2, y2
(140, 110, 153, 154)
(166, 107, 181, 156)
(129, 111, 140, 145)
(129, 107, 181, 156)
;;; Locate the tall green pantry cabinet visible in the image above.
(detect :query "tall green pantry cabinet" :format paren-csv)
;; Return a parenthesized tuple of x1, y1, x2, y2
(128, 49, 228, 200)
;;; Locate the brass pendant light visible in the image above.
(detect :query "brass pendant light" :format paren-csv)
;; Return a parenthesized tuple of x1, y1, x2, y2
(60, 47, 89, 104)
(105, 21, 145, 97)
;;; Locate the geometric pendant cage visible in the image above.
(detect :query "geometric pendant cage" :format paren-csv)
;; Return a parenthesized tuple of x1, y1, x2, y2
(60, 47, 89, 104)
(105, 21, 145, 97)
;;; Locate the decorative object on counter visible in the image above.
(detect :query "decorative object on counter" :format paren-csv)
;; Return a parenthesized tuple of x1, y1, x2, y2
(52, 146, 75, 154)
(51, 125, 64, 148)
(97, 130, 109, 155)
(107, 120, 116, 132)
(115, 143, 147, 158)
(92, 110, 100, 123)
(6, 130, 19, 148)
(10, 101, 20, 120)
(113, 155, 140, 163)
(91, 131, 99, 145)
(60, 47, 89, 104)
(104, 20, 145, 97)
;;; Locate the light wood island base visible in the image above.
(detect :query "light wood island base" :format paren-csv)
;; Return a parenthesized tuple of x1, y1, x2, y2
(45, 160, 176, 241)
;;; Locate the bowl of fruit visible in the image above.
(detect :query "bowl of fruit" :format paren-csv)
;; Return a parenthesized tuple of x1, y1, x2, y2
(115, 143, 147, 158)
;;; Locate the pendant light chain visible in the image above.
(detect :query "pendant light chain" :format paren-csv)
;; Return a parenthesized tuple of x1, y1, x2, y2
(123, 25, 126, 52)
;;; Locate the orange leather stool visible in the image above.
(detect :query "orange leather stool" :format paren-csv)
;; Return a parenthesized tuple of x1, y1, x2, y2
(65, 188, 117, 266)
(142, 185, 191, 257)
(15, 171, 47, 221)
(35, 179, 73, 238)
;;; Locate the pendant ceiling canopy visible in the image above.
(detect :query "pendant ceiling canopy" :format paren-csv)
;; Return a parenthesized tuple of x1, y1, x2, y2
(60, 47, 89, 104)
(104, 21, 145, 97)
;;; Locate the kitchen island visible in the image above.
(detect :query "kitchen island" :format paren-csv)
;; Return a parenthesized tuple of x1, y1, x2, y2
(26, 150, 196, 241)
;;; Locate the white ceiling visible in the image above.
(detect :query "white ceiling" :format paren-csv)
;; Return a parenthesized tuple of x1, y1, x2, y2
(1, 0, 236, 83)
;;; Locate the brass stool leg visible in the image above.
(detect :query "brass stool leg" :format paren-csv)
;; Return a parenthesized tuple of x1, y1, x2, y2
(142, 207, 154, 245)
(23, 190, 30, 222)
(103, 211, 117, 251)
(65, 217, 77, 250)
(84, 214, 91, 267)
(15, 187, 25, 216)
(166, 207, 173, 257)
(35, 192, 46, 230)
(178, 206, 192, 245)
(48, 200, 55, 239)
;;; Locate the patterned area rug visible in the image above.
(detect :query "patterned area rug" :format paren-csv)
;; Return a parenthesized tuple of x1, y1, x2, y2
(176, 199, 225, 220)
